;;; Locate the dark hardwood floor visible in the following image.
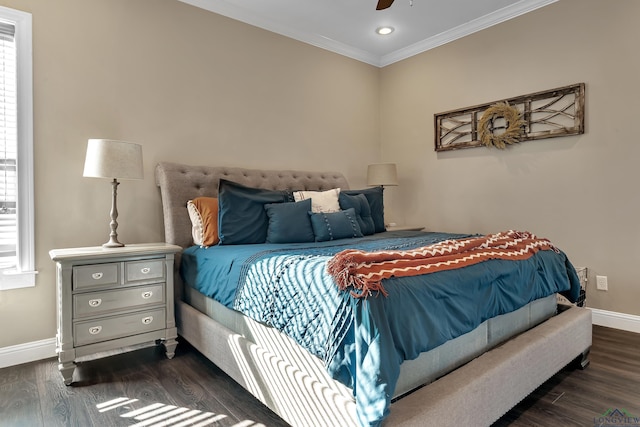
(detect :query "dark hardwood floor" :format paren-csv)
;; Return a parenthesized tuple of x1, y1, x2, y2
(0, 341, 290, 427)
(0, 325, 638, 427)
(495, 325, 640, 427)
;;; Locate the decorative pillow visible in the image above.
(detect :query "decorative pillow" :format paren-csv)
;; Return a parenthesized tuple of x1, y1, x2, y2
(218, 179, 293, 245)
(293, 188, 341, 213)
(308, 208, 363, 242)
(342, 187, 385, 233)
(338, 192, 375, 236)
(187, 197, 219, 247)
(264, 199, 315, 244)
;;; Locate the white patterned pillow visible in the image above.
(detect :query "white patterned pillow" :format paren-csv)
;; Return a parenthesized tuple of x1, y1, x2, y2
(293, 188, 341, 213)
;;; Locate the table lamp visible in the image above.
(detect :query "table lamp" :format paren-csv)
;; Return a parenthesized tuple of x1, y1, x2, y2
(83, 139, 143, 248)
(367, 163, 398, 188)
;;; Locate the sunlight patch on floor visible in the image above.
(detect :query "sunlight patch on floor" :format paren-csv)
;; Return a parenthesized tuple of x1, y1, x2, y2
(96, 397, 266, 427)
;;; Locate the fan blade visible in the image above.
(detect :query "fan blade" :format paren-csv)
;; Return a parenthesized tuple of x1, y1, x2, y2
(376, 0, 394, 10)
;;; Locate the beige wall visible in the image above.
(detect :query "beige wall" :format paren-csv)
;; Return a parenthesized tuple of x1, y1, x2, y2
(0, 0, 380, 348)
(380, 0, 640, 315)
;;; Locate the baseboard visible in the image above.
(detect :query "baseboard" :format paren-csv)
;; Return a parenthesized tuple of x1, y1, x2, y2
(589, 308, 640, 334)
(0, 337, 56, 369)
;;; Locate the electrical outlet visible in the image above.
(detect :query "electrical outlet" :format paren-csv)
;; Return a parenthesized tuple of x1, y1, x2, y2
(596, 275, 608, 291)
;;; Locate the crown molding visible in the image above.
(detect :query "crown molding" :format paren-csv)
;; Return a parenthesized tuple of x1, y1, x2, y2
(380, 0, 558, 66)
(179, 0, 558, 68)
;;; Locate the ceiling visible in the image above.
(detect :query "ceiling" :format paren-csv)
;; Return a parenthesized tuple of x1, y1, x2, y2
(178, 0, 557, 67)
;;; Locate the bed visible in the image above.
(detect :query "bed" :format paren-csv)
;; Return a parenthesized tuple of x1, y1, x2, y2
(155, 161, 592, 427)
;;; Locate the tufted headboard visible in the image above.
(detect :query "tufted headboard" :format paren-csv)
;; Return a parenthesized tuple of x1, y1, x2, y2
(155, 162, 350, 249)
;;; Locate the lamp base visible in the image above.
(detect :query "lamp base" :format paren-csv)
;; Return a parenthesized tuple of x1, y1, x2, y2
(103, 178, 125, 248)
(102, 239, 124, 248)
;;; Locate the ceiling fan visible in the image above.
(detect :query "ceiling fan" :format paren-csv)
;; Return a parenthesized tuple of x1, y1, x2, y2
(376, 0, 394, 10)
(377, 0, 413, 10)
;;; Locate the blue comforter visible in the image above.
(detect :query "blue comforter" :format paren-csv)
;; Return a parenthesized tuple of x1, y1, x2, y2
(180, 231, 581, 426)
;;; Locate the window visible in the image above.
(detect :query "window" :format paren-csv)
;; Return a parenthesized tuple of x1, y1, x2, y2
(0, 6, 34, 290)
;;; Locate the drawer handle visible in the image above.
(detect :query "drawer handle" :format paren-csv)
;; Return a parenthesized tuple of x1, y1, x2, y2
(91, 272, 103, 280)
(141, 291, 153, 299)
(89, 326, 102, 335)
(142, 316, 153, 325)
(88, 298, 102, 307)
(140, 267, 151, 274)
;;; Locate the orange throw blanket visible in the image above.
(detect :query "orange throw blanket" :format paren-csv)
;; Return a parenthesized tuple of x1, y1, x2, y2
(327, 230, 559, 298)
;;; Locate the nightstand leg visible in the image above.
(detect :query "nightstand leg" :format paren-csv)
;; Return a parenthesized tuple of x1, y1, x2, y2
(164, 338, 178, 359)
(59, 361, 75, 386)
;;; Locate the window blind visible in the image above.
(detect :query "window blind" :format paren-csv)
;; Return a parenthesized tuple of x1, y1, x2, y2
(0, 20, 17, 267)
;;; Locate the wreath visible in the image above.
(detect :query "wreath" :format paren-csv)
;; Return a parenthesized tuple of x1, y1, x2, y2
(478, 102, 525, 149)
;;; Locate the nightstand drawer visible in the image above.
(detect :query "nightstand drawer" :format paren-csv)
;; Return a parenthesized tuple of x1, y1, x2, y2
(73, 263, 120, 290)
(74, 308, 166, 346)
(125, 259, 165, 284)
(73, 284, 165, 318)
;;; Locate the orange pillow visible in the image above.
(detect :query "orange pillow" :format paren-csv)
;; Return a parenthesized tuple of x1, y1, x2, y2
(187, 197, 219, 247)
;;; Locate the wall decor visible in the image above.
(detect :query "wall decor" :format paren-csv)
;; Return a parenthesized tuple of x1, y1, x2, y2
(434, 83, 585, 152)
(478, 102, 525, 149)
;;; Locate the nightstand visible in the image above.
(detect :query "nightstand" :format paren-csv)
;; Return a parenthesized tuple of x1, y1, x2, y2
(386, 225, 425, 231)
(49, 243, 182, 385)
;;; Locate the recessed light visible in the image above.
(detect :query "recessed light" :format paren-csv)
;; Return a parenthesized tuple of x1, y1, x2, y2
(376, 26, 394, 35)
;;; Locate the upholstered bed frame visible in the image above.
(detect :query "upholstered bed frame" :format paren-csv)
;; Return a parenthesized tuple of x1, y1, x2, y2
(155, 161, 592, 426)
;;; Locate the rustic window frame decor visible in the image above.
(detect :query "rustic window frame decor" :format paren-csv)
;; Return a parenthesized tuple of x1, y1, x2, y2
(434, 83, 585, 152)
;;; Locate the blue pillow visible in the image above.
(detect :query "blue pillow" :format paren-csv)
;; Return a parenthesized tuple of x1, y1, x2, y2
(308, 208, 363, 242)
(342, 187, 385, 233)
(217, 179, 293, 245)
(264, 199, 315, 243)
(338, 192, 375, 235)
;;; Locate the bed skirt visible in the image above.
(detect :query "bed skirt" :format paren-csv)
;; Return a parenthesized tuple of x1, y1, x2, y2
(183, 286, 558, 400)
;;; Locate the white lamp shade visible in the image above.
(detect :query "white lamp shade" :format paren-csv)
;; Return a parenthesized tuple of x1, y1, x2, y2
(83, 139, 144, 180)
(367, 163, 398, 186)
